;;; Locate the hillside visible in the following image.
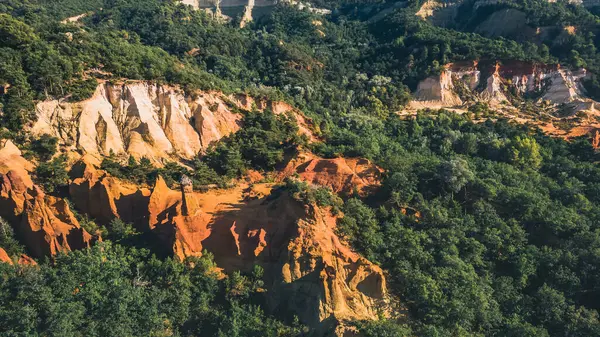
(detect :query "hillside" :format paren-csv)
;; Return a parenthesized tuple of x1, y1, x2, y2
(2, 0, 600, 336)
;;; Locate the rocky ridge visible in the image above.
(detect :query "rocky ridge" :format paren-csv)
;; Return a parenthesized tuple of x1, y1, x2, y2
(411, 61, 593, 110)
(0, 142, 92, 258)
(278, 153, 384, 196)
(33, 82, 314, 164)
(57, 157, 388, 329)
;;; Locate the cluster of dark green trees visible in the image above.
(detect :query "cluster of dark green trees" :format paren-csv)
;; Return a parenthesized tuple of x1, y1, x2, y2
(6, 0, 597, 135)
(3, 0, 600, 336)
(0, 242, 306, 337)
(330, 111, 600, 336)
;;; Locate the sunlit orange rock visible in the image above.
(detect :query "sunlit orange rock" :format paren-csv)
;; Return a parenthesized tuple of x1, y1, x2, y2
(0, 248, 12, 265)
(146, 178, 388, 326)
(0, 170, 92, 258)
(279, 153, 383, 196)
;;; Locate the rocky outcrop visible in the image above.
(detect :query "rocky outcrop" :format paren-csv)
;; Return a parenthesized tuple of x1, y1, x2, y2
(0, 140, 35, 187)
(0, 144, 92, 258)
(279, 153, 383, 196)
(411, 69, 463, 108)
(69, 155, 151, 226)
(34, 82, 314, 163)
(147, 177, 387, 326)
(0, 171, 92, 258)
(0, 247, 38, 266)
(147, 176, 210, 259)
(34, 82, 241, 163)
(411, 61, 595, 111)
(0, 248, 12, 264)
(416, 0, 462, 27)
(480, 67, 508, 104)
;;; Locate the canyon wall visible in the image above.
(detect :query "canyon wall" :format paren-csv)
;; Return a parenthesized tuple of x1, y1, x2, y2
(33, 82, 310, 164)
(146, 177, 388, 327)
(61, 157, 388, 329)
(0, 141, 92, 258)
(411, 61, 594, 111)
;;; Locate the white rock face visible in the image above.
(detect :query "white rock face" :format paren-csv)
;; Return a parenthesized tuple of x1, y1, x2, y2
(542, 69, 588, 104)
(34, 83, 242, 163)
(411, 70, 463, 108)
(481, 72, 508, 104)
(410, 63, 596, 111)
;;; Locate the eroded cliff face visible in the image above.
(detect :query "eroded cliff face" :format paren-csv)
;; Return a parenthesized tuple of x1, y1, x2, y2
(34, 82, 314, 164)
(69, 155, 151, 226)
(146, 177, 387, 327)
(60, 156, 387, 328)
(411, 61, 594, 110)
(278, 153, 383, 196)
(0, 171, 92, 258)
(412, 70, 464, 109)
(0, 141, 92, 258)
(34, 83, 242, 163)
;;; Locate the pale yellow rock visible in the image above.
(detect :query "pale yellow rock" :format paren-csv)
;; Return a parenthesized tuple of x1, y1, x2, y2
(0, 140, 34, 188)
(411, 70, 463, 108)
(542, 69, 587, 104)
(33, 82, 314, 162)
(191, 93, 241, 150)
(481, 73, 509, 104)
(33, 82, 246, 162)
(159, 88, 202, 158)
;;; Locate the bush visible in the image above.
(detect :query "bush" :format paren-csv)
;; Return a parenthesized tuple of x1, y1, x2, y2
(29, 134, 58, 161)
(0, 217, 24, 257)
(34, 154, 69, 193)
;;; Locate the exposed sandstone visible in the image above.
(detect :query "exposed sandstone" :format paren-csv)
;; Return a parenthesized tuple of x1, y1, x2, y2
(0, 159, 92, 258)
(0, 248, 37, 266)
(411, 70, 463, 109)
(279, 153, 383, 196)
(0, 171, 29, 222)
(34, 82, 315, 163)
(0, 248, 12, 265)
(34, 82, 239, 163)
(19, 185, 92, 257)
(147, 178, 387, 326)
(0, 140, 34, 188)
(410, 61, 596, 111)
(17, 254, 37, 266)
(69, 155, 151, 226)
(147, 176, 210, 260)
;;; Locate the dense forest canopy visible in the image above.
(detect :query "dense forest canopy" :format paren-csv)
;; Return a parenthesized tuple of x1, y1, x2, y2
(2, 0, 600, 336)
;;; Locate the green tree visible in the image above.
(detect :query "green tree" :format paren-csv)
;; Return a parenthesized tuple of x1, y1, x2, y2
(508, 136, 542, 170)
(34, 155, 69, 193)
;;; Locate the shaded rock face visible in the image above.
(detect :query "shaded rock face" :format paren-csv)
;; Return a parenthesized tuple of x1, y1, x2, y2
(411, 61, 594, 110)
(0, 171, 92, 258)
(69, 155, 151, 226)
(146, 178, 387, 326)
(279, 153, 383, 196)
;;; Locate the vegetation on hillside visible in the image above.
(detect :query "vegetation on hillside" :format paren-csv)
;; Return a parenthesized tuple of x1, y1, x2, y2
(2, 0, 600, 336)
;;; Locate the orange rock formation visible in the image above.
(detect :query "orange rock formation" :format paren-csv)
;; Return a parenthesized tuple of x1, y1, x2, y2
(69, 155, 151, 226)
(0, 147, 92, 258)
(0, 247, 37, 266)
(147, 178, 388, 326)
(279, 153, 383, 196)
(0, 248, 12, 264)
